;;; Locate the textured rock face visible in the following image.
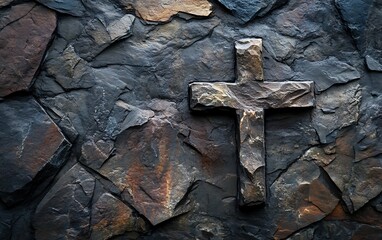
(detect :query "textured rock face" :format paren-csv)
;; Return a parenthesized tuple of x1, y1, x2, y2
(0, 3, 56, 97)
(1, 0, 382, 239)
(0, 96, 70, 205)
(271, 159, 339, 239)
(119, 0, 212, 22)
(190, 38, 315, 207)
(99, 119, 199, 225)
(218, 0, 288, 22)
(91, 193, 147, 239)
(33, 164, 95, 240)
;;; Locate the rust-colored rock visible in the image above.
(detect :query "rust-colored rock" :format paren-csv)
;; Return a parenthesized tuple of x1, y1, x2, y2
(119, 0, 212, 22)
(0, 3, 56, 97)
(91, 193, 147, 240)
(99, 118, 197, 225)
(271, 160, 339, 239)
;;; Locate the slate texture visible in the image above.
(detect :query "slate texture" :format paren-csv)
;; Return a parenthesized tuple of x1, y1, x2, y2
(0, 0, 381, 239)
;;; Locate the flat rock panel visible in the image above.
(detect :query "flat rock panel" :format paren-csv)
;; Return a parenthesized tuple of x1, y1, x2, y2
(0, 3, 56, 97)
(0, 96, 70, 205)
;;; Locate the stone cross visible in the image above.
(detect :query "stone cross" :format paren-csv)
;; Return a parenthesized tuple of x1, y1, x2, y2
(189, 38, 315, 207)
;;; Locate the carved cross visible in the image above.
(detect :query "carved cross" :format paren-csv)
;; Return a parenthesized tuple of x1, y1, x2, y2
(189, 39, 315, 207)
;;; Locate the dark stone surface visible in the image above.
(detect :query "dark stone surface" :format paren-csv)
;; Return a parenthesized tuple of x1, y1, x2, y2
(35, 0, 86, 16)
(98, 118, 201, 225)
(217, 0, 288, 22)
(0, 2, 56, 97)
(0, 0, 381, 239)
(0, 96, 70, 205)
(91, 193, 147, 239)
(33, 164, 95, 240)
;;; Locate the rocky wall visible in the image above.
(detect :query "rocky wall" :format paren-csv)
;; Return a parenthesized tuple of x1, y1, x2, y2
(0, 0, 381, 239)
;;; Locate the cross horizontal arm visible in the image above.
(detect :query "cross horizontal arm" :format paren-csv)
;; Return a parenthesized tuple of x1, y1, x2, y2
(189, 81, 315, 111)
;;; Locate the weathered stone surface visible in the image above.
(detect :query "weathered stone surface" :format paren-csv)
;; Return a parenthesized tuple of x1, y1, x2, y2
(293, 57, 361, 92)
(335, 0, 382, 65)
(334, 0, 372, 48)
(0, 0, 13, 8)
(99, 119, 199, 225)
(236, 38, 264, 82)
(0, 3, 56, 97)
(266, 108, 319, 184)
(356, 95, 382, 162)
(271, 159, 339, 239)
(105, 100, 155, 138)
(73, 14, 135, 61)
(190, 81, 314, 111)
(237, 109, 266, 206)
(312, 82, 361, 143)
(2, 0, 381, 238)
(119, 0, 212, 22)
(365, 55, 382, 72)
(190, 38, 315, 207)
(288, 221, 382, 240)
(81, 138, 114, 170)
(304, 124, 382, 213)
(35, 0, 86, 16)
(91, 193, 147, 240)
(218, 0, 288, 22)
(0, 96, 70, 205)
(33, 164, 95, 240)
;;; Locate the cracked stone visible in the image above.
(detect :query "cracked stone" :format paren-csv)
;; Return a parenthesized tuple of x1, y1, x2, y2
(217, 0, 288, 22)
(271, 159, 339, 239)
(305, 125, 382, 213)
(335, 0, 382, 62)
(73, 14, 135, 61)
(0, 2, 56, 97)
(312, 82, 361, 144)
(33, 164, 95, 240)
(91, 193, 147, 240)
(35, 0, 86, 16)
(293, 57, 361, 92)
(0, 96, 70, 205)
(99, 119, 198, 225)
(190, 38, 315, 207)
(81, 138, 114, 170)
(365, 55, 382, 72)
(105, 100, 155, 139)
(119, 0, 212, 22)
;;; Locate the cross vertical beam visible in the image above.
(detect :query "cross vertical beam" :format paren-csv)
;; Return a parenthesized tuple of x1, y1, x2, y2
(189, 38, 315, 207)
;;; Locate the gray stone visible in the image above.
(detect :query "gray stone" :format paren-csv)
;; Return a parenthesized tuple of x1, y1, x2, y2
(33, 164, 95, 240)
(81, 138, 114, 170)
(35, 0, 86, 16)
(91, 193, 147, 240)
(0, 96, 70, 205)
(293, 57, 361, 92)
(312, 82, 361, 144)
(335, 0, 382, 63)
(365, 55, 382, 72)
(0, 0, 13, 8)
(217, 0, 288, 22)
(73, 14, 135, 61)
(105, 100, 155, 138)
